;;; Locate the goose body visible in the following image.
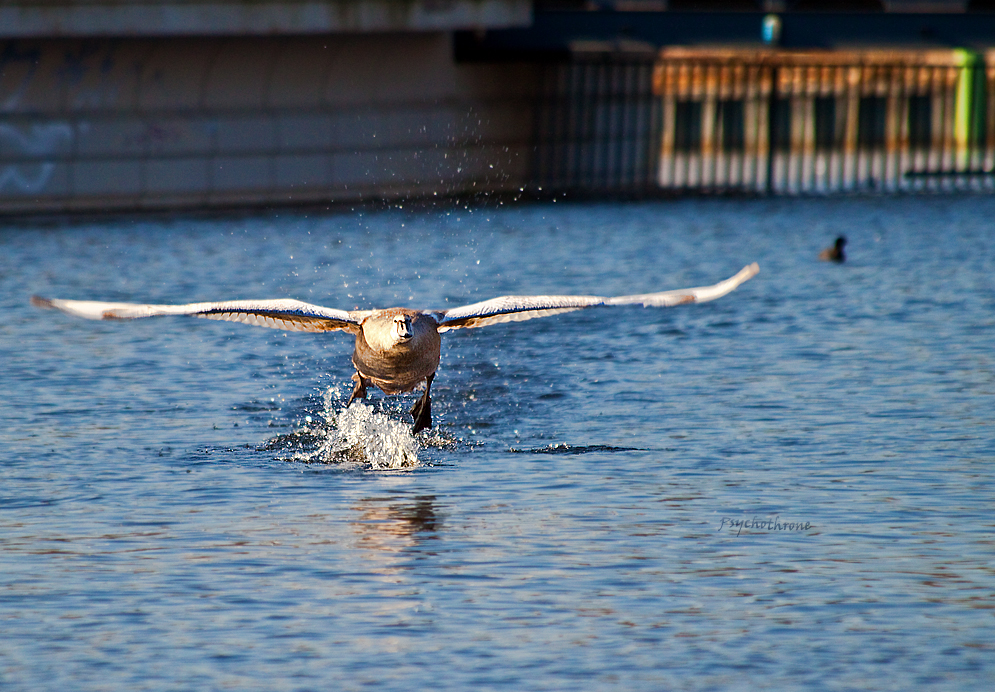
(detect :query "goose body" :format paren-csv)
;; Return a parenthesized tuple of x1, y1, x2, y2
(32, 262, 759, 433)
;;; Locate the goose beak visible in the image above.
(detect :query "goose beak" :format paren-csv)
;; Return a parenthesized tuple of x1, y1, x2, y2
(394, 316, 413, 341)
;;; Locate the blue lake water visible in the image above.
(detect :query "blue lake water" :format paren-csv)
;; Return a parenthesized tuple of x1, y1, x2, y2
(2, 196, 994, 690)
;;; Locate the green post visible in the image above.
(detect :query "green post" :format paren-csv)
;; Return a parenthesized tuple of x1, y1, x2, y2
(954, 49, 979, 171)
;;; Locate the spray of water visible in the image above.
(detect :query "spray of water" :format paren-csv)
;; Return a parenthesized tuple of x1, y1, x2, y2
(320, 400, 420, 469)
(264, 388, 420, 469)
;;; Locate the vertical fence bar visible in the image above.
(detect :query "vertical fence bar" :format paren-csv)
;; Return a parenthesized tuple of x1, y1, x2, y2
(843, 66, 860, 191)
(647, 64, 663, 193)
(716, 62, 730, 190)
(803, 66, 817, 193)
(733, 63, 746, 190)
(770, 65, 785, 194)
(781, 65, 794, 193)
(924, 62, 937, 193)
(897, 65, 911, 192)
(557, 62, 573, 190)
(857, 65, 871, 189)
(626, 61, 637, 191)
(676, 62, 690, 190)
(905, 64, 916, 190)
(685, 62, 699, 189)
(561, 63, 577, 189)
(569, 60, 582, 190)
(831, 66, 846, 192)
(604, 62, 618, 190)
(700, 64, 714, 190)
(743, 64, 756, 192)
(744, 60, 763, 193)
(757, 64, 772, 193)
(786, 66, 800, 194)
(893, 64, 903, 192)
(658, 62, 675, 189)
(587, 61, 600, 190)
(880, 66, 896, 191)
(542, 61, 563, 191)
(986, 53, 995, 189)
(601, 61, 613, 191)
(584, 61, 597, 190)
(940, 65, 956, 190)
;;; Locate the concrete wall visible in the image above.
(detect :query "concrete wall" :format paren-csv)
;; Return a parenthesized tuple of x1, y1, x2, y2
(0, 32, 540, 213)
(0, 0, 532, 37)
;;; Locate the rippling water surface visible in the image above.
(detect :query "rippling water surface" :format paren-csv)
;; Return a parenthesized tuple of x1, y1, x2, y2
(2, 196, 994, 690)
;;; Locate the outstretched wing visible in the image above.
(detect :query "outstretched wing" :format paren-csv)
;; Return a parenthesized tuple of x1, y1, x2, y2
(30, 296, 362, 334)
(434, 263, 759, 332)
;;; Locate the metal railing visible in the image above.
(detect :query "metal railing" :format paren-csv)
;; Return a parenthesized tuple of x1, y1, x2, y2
(533, 58, 661, 195)
(534, 47, 995, 196)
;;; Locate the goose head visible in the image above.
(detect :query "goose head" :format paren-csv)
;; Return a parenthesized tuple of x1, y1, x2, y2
(361, 310, 437, 353)
(392, 314, 414, 342)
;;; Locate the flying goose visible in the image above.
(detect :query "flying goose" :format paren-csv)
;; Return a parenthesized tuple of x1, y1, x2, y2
(32, 262, 759, 433)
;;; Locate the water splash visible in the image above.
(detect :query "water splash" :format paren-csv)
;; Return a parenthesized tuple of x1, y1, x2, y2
(324, 401, 420, 469)
(264, 389, 420, 469)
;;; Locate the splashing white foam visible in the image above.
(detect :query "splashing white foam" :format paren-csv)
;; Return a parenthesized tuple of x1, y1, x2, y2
(328, 402, 420, 469)
(290, 389, 420, 469)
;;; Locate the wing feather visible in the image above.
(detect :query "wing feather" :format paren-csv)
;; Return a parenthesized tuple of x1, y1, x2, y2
(436, 263, 758, 331)
(604, 262, 759, 307)
(30, 296, 362, 334)
(33, 264, 758, 335)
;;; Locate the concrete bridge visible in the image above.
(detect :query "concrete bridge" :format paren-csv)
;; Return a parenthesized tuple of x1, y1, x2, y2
(0, 0, 536, 214)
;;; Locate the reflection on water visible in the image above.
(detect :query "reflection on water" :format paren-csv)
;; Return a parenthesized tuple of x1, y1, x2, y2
(352, 496, 440, 557)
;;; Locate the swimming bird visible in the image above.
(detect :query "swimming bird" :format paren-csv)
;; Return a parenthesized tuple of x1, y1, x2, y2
(818, 236, 846, 263)
(32, 262, 759, 433)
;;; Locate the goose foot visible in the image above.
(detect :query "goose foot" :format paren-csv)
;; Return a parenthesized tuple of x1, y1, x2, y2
(347, 373, 368, 407)
(410, 374, 434, 434)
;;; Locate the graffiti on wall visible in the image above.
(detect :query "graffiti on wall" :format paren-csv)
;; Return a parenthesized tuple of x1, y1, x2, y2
(0, 123, 74, 193)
